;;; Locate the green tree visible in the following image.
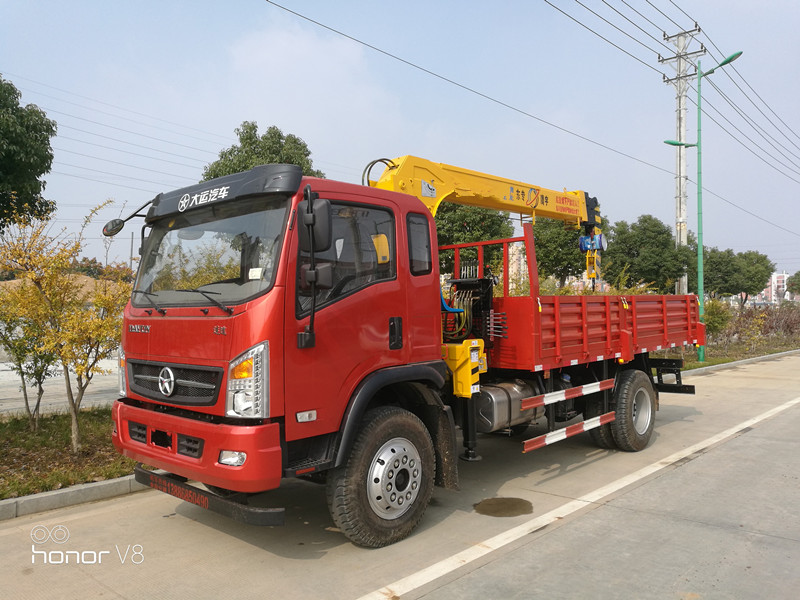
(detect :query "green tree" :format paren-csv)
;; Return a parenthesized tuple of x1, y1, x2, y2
(533, 218, 584, 287)
(433, 202, 513, 275)
(703, 247, 740, 298)
(603, 214, 691, 294)
(203, 121, 324, 181)
(735, 250, 774, 306)
(0, 75, 57, 230)
(787, 271, 800, 296)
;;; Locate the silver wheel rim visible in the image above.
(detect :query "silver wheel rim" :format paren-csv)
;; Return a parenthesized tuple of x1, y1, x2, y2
(632, 388, 652, 435)
(367, 437, 423, 520)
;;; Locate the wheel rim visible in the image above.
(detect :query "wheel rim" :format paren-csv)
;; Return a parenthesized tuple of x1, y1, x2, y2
(632, 388, 652, 435)
(367, 437, 423, 520)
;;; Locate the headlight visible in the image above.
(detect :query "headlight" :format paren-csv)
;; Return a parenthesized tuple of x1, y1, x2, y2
(226, 343, 268, 418)
(118, 347, 127, 397)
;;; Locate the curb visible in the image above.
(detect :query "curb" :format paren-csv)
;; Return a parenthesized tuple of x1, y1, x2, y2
(0, 475, 148, 521)
(1, 348, 798, 522)
(682, 348, 800, 378)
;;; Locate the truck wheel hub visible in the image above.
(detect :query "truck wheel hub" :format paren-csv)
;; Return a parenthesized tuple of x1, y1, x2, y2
(367, 437, 422, 520)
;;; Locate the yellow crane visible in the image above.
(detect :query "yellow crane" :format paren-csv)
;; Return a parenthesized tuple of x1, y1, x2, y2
(365, 155, 605, 278)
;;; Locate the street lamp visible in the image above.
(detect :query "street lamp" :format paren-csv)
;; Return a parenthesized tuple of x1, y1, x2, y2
(665, 50, 742, 363)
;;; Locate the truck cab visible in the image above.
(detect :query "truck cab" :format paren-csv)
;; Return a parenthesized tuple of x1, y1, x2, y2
(112, 165, 450, 527)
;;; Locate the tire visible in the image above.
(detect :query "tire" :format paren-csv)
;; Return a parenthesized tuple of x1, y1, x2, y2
(326, 406, 435, 548)
(584, 397, 617, 450)
(610, 370, 656, 452)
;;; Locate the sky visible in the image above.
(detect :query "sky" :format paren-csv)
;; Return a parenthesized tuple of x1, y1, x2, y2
(2, 0, 799, 276)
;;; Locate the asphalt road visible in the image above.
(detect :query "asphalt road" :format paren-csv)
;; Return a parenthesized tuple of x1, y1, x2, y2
(1, 354, 799, 599)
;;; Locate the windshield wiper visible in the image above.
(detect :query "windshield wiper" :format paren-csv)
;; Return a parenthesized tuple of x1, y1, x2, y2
(175, 288, 234, 315)
(132, 289, 166, 315)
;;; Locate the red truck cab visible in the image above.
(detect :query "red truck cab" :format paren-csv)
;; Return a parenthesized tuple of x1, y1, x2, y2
(112, 164, 448, 513)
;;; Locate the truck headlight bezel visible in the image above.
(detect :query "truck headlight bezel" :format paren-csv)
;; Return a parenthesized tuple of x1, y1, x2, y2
(226, 342, 268, 418)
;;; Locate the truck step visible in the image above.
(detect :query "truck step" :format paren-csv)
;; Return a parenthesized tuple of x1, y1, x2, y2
(285, 458, 333, 477)
(520, 378, 615, 410)
(522, 411, 615, 453)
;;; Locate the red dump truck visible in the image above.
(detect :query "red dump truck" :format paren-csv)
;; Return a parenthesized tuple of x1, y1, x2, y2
(103, 155, 704, 547)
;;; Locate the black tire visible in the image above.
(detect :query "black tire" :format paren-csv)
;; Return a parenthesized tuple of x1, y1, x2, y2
(584, 397, 617, 450)
(610, 370, 656, 452)
(326, 406, 435, 547)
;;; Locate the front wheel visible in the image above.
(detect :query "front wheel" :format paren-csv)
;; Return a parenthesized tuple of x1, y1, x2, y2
(611, 370, 656, 452)
(326, 406, 435, 547)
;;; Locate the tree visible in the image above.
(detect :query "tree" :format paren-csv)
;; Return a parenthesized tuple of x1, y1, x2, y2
(203, 121, 324, 181)
(735, 250, 774, 306)
(0, 207, 130, 453)
(787, 271, 800, 296)
(603, 215, 691, 294)
(71, 256, 104, 278)
(0, 76, 57, 230)
(702, 247, 740, 298)
(533, 218, 585, 287)
(697, 247, 774, 306)
(433, 202, 513, 275)
(0, 284, 59, 432)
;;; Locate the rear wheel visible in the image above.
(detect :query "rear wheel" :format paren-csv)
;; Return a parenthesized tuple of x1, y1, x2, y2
(611, 370, 656, 452)
(326, 406, 435, 547)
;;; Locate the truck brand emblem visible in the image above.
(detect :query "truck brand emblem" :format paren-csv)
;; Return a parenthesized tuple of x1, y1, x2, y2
(158, 367, 176, 397)
(129, 324, 151, 333)
(178, 186, 231, 213)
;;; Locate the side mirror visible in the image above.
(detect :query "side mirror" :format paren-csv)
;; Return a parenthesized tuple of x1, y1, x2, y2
(103, 219, 125, 237)
(298, 197, 332, 253)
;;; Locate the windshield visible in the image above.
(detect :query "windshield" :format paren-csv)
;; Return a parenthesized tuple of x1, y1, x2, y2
(134, 195, 290, 307)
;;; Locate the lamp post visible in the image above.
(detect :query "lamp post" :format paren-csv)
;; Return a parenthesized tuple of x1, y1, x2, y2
(665, 50, 742, 363)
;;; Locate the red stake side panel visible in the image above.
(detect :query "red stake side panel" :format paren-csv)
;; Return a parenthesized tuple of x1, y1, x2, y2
(489, 294, 704, 372)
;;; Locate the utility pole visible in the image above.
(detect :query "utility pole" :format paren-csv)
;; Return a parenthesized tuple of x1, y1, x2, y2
(659, 25, 705, 295)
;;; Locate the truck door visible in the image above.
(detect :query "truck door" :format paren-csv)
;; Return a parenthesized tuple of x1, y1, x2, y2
(283, 199, 406, 442)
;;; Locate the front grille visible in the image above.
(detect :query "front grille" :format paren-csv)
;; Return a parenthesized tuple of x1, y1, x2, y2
(128, 360, 223, 406)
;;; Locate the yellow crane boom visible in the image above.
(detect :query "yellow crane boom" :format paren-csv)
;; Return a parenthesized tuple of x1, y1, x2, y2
(368, 155, 601, 232)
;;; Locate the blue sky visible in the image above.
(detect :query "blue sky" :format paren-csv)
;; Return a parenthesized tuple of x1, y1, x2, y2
(2, 0, 799, 275)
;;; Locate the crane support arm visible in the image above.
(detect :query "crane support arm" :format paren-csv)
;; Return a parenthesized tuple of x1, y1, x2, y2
(369, 155, 601, 231)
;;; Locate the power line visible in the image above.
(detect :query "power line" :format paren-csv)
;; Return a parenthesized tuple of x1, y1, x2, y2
(20, 86, 230, 147)
(544, 0, 667, 76)
(264, 0, 672, 175)
(57, 135, 201, 170)
(53, 147, 199, 182)
(645, 0, 682, 30)
(571, 0, 663, 57)
(264, 0, 800, 243)
(601, 0, 674, 55)
(44, 107, 218, 158)
(664, 2, 800, 151)
(58, 124, 209, 163)
(52, 170, 160, 194)
(57, 162, 184, 188)
(1, 69, 231, 143)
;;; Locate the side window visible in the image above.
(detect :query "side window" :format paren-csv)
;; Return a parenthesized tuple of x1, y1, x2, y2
(297, 202, 396, 315)
(407, 213, 432, 275)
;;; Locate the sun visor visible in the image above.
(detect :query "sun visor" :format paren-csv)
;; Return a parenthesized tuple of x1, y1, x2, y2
(146, 164, 303, 221)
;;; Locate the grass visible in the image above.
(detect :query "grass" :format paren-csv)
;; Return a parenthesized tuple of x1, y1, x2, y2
(0, 407, 136, 500)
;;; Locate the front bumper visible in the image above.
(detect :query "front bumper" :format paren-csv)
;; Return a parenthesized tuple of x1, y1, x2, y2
(112, 400, 282, 494)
